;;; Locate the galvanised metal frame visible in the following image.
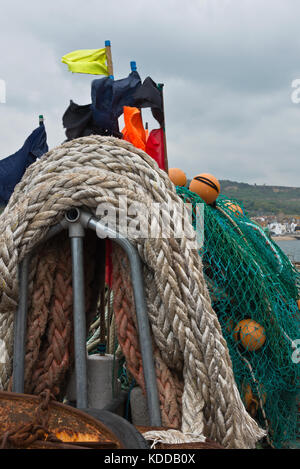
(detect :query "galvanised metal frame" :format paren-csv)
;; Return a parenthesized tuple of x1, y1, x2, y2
(12, 208, 161, 427)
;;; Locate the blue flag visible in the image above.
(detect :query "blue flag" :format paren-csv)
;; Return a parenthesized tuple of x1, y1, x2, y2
(62, 100, 115, 140)
(62, 71, 142, 141)
(0, 124, 48, 204)
(91, 71, 141, 135)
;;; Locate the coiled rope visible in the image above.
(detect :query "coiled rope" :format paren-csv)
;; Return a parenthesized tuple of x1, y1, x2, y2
(0, 135, 265, 448)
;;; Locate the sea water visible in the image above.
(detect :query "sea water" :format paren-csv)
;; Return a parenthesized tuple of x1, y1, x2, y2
(275, 240, 300, 263)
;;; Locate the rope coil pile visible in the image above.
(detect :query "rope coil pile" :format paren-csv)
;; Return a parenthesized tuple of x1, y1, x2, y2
(0, 136, 265, 448)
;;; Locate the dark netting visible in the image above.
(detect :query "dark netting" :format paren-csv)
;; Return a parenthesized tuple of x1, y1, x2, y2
(177, 186, 300, 448)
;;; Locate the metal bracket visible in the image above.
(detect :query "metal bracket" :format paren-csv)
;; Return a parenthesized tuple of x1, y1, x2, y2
(12, 208, 161, 426)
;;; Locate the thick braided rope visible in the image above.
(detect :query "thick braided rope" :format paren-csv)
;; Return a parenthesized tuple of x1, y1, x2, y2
(0, 136, 265, 448)
(112, 246, 183, 429)
(24, 232, 97, 396)
(24, 240, 59, 393)
(29, 236, 74, 396)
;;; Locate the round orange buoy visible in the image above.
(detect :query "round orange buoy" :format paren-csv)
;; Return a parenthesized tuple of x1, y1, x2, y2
(168, 168, 187, 187)
(224, 201, 244, 217)
(233, 319, 266, 352)
(243, 383, 266, 417)
(243, 384, 258, 417)
(189, 173, 220, 204)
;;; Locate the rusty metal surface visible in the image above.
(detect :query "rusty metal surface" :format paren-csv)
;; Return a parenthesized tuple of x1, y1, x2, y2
(0, 391, 123, 449)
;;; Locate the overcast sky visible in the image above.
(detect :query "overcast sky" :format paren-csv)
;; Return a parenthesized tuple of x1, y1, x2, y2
(1, 0, 300, 187)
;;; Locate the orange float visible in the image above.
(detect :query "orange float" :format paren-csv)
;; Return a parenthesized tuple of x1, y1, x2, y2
(233, 319, 266, 352)
(168, 168, 187, 187)
(224, 201, 244, 217)
(243, 384, 258, 417)
(243, 383, 267, 417)
(189, 173, 220, 204)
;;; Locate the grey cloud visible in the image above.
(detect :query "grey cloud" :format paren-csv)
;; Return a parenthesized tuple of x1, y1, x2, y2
(0, 0, 300, 187)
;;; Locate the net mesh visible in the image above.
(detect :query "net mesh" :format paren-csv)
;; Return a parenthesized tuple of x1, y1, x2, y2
(177, 186, 300, 448)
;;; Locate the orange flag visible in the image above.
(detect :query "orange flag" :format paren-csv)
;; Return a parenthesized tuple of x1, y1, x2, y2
(122, 106, 147, 151)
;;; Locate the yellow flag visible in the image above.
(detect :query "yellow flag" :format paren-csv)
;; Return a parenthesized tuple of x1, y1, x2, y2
(61, 48, 109, 75)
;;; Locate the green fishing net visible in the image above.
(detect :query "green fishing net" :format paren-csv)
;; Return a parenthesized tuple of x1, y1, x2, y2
(177, 186, 300, 448)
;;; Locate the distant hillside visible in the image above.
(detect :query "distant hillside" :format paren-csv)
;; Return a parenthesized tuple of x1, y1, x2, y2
(185, 179, 300, 216)
(218, 180, 300, 216)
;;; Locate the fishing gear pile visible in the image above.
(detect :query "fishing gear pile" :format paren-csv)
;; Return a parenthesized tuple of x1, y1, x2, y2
(0, 136, 265, 449)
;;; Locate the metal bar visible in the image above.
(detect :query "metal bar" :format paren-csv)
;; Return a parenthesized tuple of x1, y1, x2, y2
(43, 221, 67, 242)
(68, 220, 88, 409)
(81, 211, 161, 426)
(98, 241, 106, 356)
(12, 255, 30, 393)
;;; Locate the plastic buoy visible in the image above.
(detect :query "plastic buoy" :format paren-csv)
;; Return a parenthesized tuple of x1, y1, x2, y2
(233, 319, 266, 351)
(243, 384, 258, 417)
(168, 168, 187, 187)
(189, 173, 220, 204)
(224, 201, 244, 216)
(243, 383, 266, 417)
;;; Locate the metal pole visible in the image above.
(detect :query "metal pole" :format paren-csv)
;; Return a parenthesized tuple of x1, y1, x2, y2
(67, 210, 88, 409)
(157, 83, 168, 173)
(12, 256, 30, 393)
(80, 210, 162, 426)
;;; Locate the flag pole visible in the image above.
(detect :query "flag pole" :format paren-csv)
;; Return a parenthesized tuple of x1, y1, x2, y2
(130, 61, 146, 132)
(105, 40, 114, 79)
(130, 61, 137, 72)
(157, 83, 168, 173)
(105, 40, 120, 135)
(103, 40, 116, 315)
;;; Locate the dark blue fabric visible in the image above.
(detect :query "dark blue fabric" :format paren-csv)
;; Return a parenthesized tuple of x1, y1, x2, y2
(133, 77, 164, 127)
(62, 100, 121, 141)
(62, 100, 95, 140)
(91, 71, 141, 134)
(0, 124, 48, 204)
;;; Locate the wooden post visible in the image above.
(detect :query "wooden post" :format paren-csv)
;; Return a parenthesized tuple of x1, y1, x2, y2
(104, 40, 120, 135)
(157, 83, 168, 173)
(105, 40, 114, 79)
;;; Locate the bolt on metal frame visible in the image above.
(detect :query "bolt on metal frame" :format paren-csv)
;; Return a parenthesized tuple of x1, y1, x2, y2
(12, 208, 162, 427)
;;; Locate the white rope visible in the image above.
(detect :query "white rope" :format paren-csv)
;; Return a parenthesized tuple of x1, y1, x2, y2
(142, 429, 206, 448)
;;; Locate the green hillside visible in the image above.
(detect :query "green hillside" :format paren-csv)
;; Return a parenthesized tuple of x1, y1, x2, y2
(186, 179, 300, 216)
(218, 180, 300, 216)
